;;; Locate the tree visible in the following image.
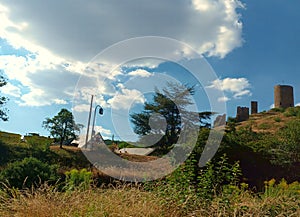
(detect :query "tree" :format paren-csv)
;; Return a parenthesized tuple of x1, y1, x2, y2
(0, 74, 8, 121)
(43, 108, 83, 148)
(131, 82, 212, 154)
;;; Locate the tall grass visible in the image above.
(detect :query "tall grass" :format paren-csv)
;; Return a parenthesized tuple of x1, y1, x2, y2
(0, 180, 299, 217)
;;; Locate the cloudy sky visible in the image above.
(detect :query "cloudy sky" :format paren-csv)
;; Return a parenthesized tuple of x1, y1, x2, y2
(0, 0, 300, 141)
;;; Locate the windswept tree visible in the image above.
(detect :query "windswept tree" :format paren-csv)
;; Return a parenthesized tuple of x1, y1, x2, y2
(0, 74, 8, 121)
(43, 109, 83, 148)
(131, 82, 212, 154)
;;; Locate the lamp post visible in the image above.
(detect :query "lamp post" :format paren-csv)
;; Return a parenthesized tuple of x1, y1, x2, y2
(92, 105, 104, 137)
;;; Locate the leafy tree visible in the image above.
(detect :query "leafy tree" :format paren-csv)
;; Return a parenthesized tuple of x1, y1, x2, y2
(43, 108, 83, 148)
(131, 82, 212, 153)
(0, 74, 8, 121)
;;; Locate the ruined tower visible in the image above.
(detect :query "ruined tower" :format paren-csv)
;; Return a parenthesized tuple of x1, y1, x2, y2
(236, 106, 249, 122)
(274, 85, 294, 109)
(251, 101, 258, 114)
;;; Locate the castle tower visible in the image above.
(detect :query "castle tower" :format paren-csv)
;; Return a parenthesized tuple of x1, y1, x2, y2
(236, 106, 249, 122)
(251, 101, 258, 114)
(274, 85, 294, 109)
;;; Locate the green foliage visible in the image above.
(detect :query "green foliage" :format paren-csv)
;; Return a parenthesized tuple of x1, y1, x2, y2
(278, 120, 300, 163)
(225, 117, 237, 133)
(131, 82, 212, 154)
(284, 106, 300, 117)
(64, 169, 92, 191)
(258, 123, 271, 130)
(25, 135, 53, 151)
(0, 131, 21, 145)
(146, 154, 241, 211)
(197, 155, 241, 200)
(43, 109, 83, 148)
(0, 157, 58, 189)
(0, 74, 8, 122)
(274, 117, 281, 122)
(271, 107, 285, 113)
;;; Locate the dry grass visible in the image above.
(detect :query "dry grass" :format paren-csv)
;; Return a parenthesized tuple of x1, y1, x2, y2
(237, 110, 298, 133)
(0, 185, 181, 217)
(0, 184, 299, 217)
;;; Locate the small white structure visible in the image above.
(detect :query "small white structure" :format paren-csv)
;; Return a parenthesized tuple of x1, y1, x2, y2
(117, 148, 155, 156)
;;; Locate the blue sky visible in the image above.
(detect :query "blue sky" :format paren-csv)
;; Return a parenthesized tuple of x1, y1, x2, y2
(0, 0, 300, 142)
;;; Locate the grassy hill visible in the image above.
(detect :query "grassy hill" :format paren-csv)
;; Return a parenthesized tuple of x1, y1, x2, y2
(237, 106, 300, 133)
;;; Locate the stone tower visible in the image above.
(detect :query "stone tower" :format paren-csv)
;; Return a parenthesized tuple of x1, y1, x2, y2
(274, 85, 294, 109)
(236, 106, 249, 122)
(251, 101, 258, 114)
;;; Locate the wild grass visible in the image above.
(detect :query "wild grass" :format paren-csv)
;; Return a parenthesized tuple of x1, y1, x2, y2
(0, 179, 299, 217)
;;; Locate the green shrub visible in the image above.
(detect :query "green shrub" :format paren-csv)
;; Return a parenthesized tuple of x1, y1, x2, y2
(271, 108, 285, 113)
(284, 107, 300, 117)
(0, 157, 58, 189)
(64, 168, 92, 191)
(258, 123, 271, 130)
(274, 117, 281, 122)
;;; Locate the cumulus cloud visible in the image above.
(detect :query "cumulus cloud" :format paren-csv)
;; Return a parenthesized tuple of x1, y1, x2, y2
(0, 0, 245, 107)
(207, 77, 251, 101)
(1, 82, 21, 97)
(128, 69, 152, 78)
(107, 88, 145, 110)
(93, 125, 112, 138)
(218, 96, 230, 102)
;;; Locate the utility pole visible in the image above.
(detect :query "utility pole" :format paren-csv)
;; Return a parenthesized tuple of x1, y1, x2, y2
(85, 95, 94, 148)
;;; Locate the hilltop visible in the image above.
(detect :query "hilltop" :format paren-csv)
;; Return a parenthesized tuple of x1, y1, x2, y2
(236, 106, 300, 133)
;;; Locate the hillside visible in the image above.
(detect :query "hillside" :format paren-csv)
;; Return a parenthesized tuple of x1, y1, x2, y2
(237, 107, 300, 133)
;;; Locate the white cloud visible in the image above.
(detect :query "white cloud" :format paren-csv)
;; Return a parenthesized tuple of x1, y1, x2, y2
(128, 69, 152, 77)
(53, 99, 68, 105)
(233, 89, 252, 99)
(270, 104, 275, 109)
(1, 82, 21, 97)
(207, 77, 251, 101)
(218, 96, 230, 102)
(93, 125, 112, 138)
(108, 88, 145, 110)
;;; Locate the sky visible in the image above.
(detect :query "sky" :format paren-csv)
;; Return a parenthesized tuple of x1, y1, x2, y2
(0, 0, 300, 142)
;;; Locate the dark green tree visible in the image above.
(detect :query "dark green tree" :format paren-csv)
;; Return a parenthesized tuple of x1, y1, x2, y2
(131, 82, 212, 154)
(0, 74, 8, 121)
(43, 108, 83, 148)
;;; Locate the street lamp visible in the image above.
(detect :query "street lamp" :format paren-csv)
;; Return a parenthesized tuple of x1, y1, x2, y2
(92, 105, 104, 137)
(85, 95, 104, 148)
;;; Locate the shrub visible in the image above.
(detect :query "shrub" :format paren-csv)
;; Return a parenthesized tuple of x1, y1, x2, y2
(271, 107, 285, 113)
(64, 168, 92, 191)
(274, 117, 281, 122)
(0, 157, 58, 189)
(284, 107, 300, 117)
(258, 123, 271, 130)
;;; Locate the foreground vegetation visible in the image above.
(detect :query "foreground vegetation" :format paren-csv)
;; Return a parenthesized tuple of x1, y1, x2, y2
(0, 178, 299, 216)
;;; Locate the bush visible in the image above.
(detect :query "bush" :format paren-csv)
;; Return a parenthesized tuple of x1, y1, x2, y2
(271, 108, 285, 113)
(274, 117, 281, 122)
(64, 169, 92, 191)
(284, 107, 300, 117)
(0, 157, 58, 189)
